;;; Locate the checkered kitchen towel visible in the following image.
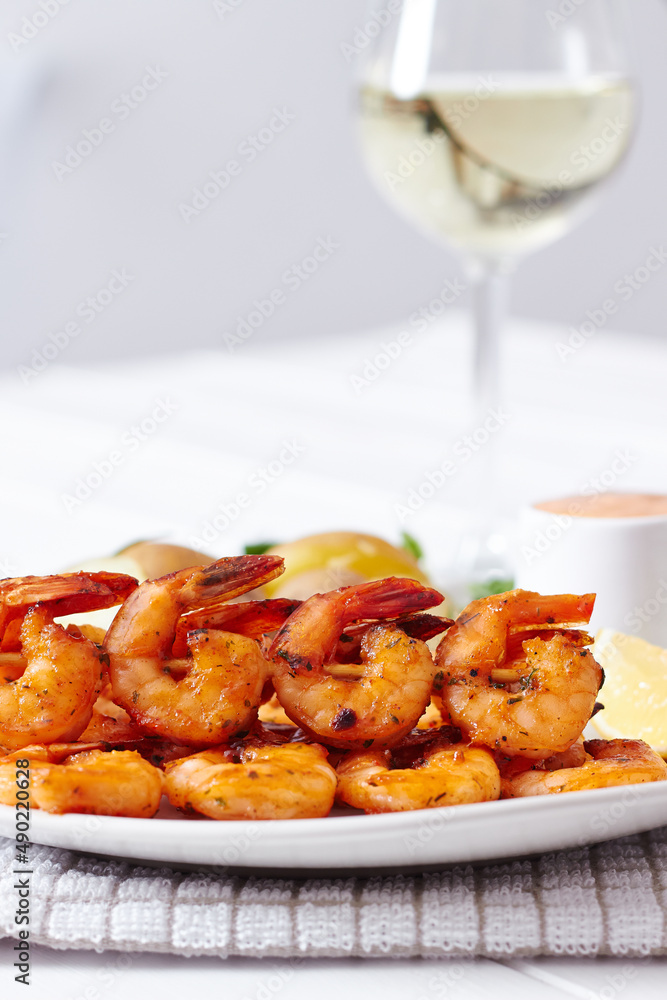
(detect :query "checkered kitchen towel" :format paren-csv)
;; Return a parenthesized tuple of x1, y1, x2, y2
(2, 830, 667, 958)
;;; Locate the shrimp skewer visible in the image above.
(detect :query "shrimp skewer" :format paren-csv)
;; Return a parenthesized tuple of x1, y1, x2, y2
(434, 590, 602, 758)
(502, 739, 667, 797)
(269, 578, 444, 748)
(106, 555, 285, 746)
(164, 740, 337, 820)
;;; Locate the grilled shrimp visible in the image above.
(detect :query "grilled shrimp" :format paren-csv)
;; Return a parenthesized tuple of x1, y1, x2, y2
(269, 578, 446, 748)
(106, 556, 285, 745)
(336, 729, 500, 813)
(164, 739, 336, 820)
(434, 590, 603, 758)
(501, 739, 667, 797)
(0, 573, 137, 752)
(0, 745, 163, 816)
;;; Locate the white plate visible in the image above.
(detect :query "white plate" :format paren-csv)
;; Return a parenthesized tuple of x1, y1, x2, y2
(2, 781, 667, 873)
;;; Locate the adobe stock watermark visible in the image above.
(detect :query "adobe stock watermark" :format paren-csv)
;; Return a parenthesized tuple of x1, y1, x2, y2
(17, 269, 135, 384)
(340, 0, 402, 63)
(512, 115, 629, 234)
(61, 398, 179, 513)
(383, 75, 499, 192)
(13, 757, 32, 986)
(595, 966, 644, 1000)
(546, 0, 590, 30)
(435, 75, 500, 130)
(70, 952, 136, 1000)
(556, 246, 667, 361)
(213, 0, 246, 17)
(417, 966, 467, 1000)
(52, 66, 168, 180)
(239, 958, 305, 1000)
(620, 579, 667, 638)
(178, 107, 295, 223)
(223, 237, 339, 351)
(350, 275, 467, 394)
(190, 440, 305, 547)
(395, 407, 511, 522)
(209, 827, 264, 871)
(577, 781, 653, 848)
(403, 804, 457, 857)
(7, 0, 74, 54)
(509, 958, 647, 1000)
(520, 448, 637, 565)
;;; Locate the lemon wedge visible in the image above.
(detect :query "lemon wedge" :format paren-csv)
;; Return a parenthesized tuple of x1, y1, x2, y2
(592, 629, 667, 756)
(263, 532, 433, 601)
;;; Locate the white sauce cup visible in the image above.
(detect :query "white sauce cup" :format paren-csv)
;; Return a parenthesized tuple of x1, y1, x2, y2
(514, 493, 667, 646)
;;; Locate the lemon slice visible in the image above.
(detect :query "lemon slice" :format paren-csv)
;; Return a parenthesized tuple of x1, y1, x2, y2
(591, 629, 667, 755)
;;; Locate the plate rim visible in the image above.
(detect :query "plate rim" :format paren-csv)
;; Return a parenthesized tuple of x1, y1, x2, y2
(1, 780, 666, 872)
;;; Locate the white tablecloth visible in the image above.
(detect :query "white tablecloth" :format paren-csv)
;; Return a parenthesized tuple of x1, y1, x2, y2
(1, 312, 667, 996)
(2, 310, 666, 580)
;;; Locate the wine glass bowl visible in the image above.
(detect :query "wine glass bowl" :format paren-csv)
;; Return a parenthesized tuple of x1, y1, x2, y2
(358, 1, 635, 261)
(359, 76, 634, 259)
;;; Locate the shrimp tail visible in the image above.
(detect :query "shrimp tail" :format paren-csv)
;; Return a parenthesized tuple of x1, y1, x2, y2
(510, 591, 596, 628)
(86, 572, 139, 605)
(334, 612, 453, 663)
(0, 572, 137, 610)
(0, 572, 139, 646)
(182, 597, 300, 637)
(172, 598, 301, 656)
(392, 612, 454, 642)
(341, 578, 443, 623)
(179, 555, 284, 606)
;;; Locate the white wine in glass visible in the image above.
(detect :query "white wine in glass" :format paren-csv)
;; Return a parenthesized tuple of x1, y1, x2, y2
(360, 76, 633, 257)
(357, 0, 636, 582)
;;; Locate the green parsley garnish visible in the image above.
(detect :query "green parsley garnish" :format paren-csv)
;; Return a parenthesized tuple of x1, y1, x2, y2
(469, 578, 515, 601)
(400, 531, 423, 561)
(244, 542, 278, 555)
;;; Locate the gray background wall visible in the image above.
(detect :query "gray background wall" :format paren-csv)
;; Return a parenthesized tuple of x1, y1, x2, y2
(0, 0, 666, 371)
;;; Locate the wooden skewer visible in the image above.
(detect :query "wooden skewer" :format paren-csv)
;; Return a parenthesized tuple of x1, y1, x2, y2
(490, 668, 522, 684)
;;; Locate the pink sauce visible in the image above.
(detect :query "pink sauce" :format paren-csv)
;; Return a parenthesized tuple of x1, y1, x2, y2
(535, 493, 667, 519)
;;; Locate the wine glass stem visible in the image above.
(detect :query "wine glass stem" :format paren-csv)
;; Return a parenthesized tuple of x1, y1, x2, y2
(469, 256, 511, 420)
(465, 256, 513, 559)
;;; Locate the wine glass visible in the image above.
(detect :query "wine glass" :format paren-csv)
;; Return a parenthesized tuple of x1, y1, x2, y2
(357, 0, 636, 587)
